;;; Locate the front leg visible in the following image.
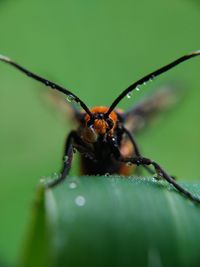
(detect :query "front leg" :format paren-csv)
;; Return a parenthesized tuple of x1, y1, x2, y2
(46, 131, 74, 188)
(46, 131, 87, 188)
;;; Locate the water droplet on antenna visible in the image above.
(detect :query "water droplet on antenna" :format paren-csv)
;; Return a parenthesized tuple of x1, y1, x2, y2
(40, 177, 45, 184)
(126, 92, 132, 99)
(150, 75, 155, 82)
(67, 94, 75, 103)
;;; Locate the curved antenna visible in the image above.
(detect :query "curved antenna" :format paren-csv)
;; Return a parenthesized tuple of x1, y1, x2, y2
(0, 55, 93, 117)
(106, 50, 200, 117)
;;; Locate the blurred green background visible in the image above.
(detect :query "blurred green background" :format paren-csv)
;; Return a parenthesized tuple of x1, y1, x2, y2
(0, 0, 200, 266)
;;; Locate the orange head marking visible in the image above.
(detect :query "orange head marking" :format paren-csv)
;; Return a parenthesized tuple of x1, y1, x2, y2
(85, 106, 117, 136)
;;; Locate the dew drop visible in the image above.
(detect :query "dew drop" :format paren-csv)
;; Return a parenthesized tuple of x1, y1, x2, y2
(136, 86, 140, 91)
(152, 175, 158, 182)
(126, 161, 132, 166)
(126, 92, 132, 99)
(105, 173, 110, 177)
(64, 155, 69, 162)
(67, 94, 75, 103)
(151, 75, 155, 80)
(40, 177, 45, 184)
(69, 182, 77, 189)
(75, 195, 86, 206)
(143, 81, 147, 85)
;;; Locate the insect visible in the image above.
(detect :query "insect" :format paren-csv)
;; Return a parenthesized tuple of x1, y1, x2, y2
(0, 51, 200, 204)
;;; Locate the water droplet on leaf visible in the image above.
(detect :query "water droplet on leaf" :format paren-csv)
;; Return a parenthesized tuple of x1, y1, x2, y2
(152, 175, 158, 182)
(69, 182, 77, 189)
(75, 195, 86, 206)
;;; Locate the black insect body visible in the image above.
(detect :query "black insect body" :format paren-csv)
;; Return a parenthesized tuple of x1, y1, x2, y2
(0, 51, 200, 204)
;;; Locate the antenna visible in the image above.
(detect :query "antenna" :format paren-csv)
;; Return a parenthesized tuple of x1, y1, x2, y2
(106, 50, 200, 117)
(0, 55, 93, 117)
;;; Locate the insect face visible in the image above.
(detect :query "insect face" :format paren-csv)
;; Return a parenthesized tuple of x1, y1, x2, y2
(85, 107, 117, 140)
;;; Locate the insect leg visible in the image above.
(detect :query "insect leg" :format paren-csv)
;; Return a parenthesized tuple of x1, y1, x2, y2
(46, 130, 92, 188)
(46, 131, 75, 188)
(122, 156, 200, 204)
(122, 127, 155, 176)
(109, 137, 200, 203)
(123, 127, 176, 179)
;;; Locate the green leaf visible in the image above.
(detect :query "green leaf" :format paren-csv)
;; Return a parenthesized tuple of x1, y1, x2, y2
(21, 177, 200, 267)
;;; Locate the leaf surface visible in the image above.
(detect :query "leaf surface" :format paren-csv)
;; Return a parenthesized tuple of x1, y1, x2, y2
(21, 177, 200, 267)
